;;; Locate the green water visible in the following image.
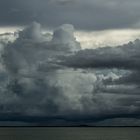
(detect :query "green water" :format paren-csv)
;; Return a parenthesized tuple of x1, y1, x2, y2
(0, 127, 139, 140)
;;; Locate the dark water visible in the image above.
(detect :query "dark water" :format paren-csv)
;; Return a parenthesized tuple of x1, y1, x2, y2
(0, 127, 140, 140)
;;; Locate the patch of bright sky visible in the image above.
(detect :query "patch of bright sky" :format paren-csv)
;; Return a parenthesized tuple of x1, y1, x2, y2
(0, 26, 22, 34)
(75, 29, 140, 49)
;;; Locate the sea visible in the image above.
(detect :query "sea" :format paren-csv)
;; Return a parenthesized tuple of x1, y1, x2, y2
(0, 127, 139, 140)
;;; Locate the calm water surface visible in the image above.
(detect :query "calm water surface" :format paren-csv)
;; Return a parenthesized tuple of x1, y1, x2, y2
(0, 127, 139, 140)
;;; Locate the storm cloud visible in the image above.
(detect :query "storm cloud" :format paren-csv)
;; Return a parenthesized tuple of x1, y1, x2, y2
(59, 39, 140, 70)
(0, 22, 140, 126)
(1, 0, 140, 30)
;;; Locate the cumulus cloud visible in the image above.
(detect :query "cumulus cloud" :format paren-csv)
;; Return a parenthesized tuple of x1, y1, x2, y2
(0, 22, 91, 117)
(18, 22, 46, 42)
(52, 24, 81, 52)
(59, 38, 140, 87)
(0, 22, 140, 126)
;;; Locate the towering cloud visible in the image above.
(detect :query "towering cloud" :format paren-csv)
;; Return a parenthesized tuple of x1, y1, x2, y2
(0, 22, 140, 126)
(18, 22, 46, 42)
(0, 22, 94, 118)
(52, 24, 81, 52)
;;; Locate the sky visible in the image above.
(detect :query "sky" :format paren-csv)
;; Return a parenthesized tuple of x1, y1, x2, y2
(1, 0, 140, 48)
(0, 0, 140, 126)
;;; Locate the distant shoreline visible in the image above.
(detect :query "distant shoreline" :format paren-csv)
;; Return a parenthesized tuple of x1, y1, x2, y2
(0, 126, 140, 128)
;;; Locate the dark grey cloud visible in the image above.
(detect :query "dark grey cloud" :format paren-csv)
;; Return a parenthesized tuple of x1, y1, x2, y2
(0, 22, 140, 126)
(0, 0, 140, 30)
(59, 38, 140, 89)
(55, 34, 140, 125)
(59, 39, 140, 70)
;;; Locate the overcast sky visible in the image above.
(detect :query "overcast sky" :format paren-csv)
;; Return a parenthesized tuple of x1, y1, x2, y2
(0, 0, 140, 30)
(0, 0, 140, 126)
